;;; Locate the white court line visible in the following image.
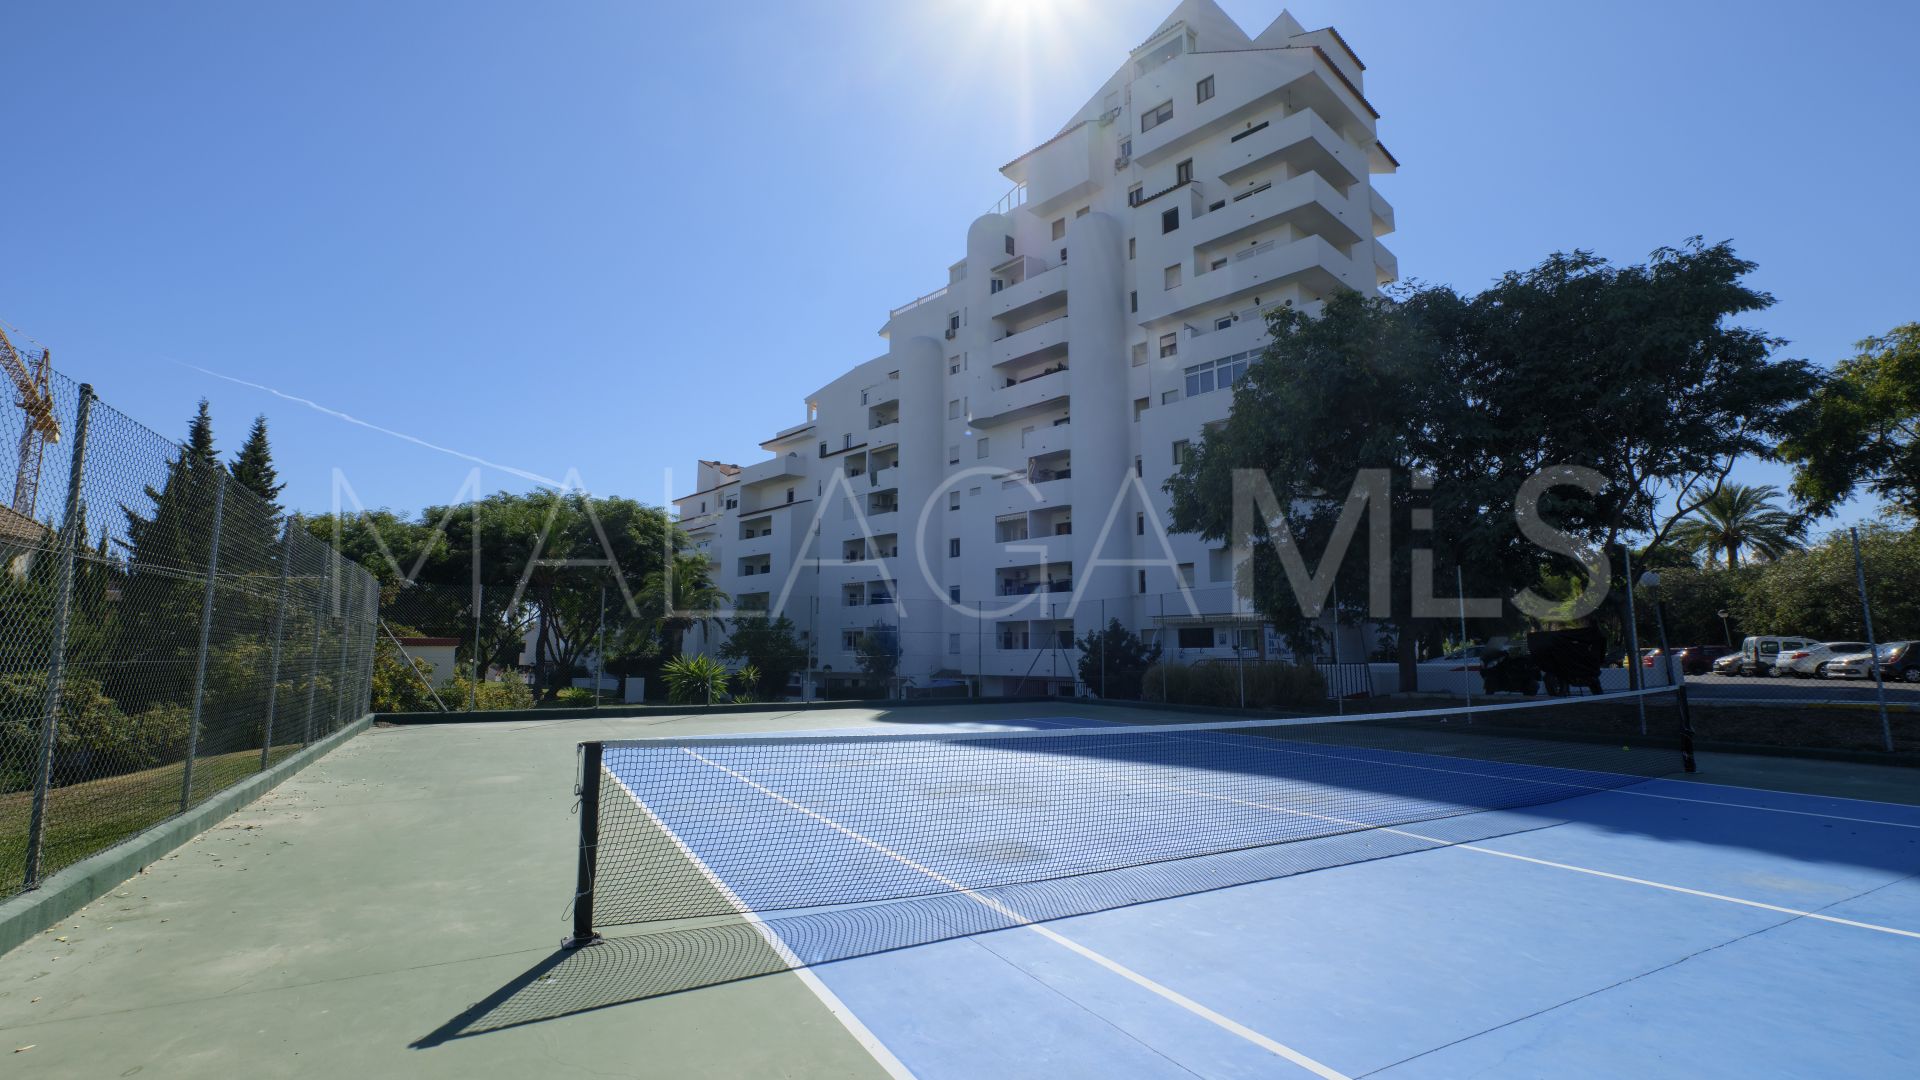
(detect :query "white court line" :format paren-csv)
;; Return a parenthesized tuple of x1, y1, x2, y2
(1114, 769, 1920, 941)
(602, 771, 918, 1080)
(680, 748, 1353, 1080)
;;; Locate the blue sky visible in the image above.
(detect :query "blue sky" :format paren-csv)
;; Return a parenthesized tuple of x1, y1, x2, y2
(3, 0, 1915, 527)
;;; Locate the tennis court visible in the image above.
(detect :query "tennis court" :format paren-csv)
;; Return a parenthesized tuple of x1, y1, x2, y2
(579, 699, 1920, 1079)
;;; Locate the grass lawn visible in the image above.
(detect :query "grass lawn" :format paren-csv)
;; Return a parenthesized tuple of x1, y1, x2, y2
(0, 742, 304, 894)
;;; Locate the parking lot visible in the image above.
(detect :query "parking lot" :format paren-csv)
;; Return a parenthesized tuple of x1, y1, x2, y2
(1683, 671, 1920, 703)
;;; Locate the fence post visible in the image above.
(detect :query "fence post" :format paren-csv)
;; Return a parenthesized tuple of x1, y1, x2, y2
(566, 741, 604, 948)
(1621, 546, 1646, 734)
(1850, 527, 1893, 752)
(334, 562, 353, 730)
(23, 385, 94, 891)
(178, 467, 228, 813)
(303, 552, 324, 745)
(470, 582, 482, 711)
(260, 518, 295, 770)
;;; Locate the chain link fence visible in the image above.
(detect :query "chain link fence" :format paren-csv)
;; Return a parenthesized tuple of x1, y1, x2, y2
(1, 363, 378, 900)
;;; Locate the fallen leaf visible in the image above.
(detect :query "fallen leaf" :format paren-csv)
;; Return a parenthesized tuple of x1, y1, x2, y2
(14, 1045, 33, 1053)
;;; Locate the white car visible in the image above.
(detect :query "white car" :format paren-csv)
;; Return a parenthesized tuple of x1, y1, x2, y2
(1778, 641, 1872, 678)
(1823, 650, 1877, 679)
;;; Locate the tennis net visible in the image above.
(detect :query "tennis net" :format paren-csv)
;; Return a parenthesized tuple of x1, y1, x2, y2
(568, 687, 1688, 945)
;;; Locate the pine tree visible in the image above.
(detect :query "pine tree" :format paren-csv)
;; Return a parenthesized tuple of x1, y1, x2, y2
(229, 415, 284, 510)
(185, 399, 217, 467)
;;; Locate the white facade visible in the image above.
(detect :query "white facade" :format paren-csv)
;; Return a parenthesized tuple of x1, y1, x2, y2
(675, 2, 1396, 697)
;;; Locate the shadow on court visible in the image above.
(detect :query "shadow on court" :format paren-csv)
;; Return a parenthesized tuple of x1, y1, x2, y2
(413, 809, 1564, 1044)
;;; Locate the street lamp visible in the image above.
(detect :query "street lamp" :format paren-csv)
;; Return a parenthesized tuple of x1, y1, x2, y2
(1717, 609, 1733, 649)
(1638, 571, 1697, 773)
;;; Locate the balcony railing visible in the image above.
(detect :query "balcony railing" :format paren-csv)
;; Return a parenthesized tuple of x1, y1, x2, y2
(997, 579, 1072, 597)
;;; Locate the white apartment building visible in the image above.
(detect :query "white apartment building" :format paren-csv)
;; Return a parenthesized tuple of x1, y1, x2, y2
(675, 1, 1396, 698)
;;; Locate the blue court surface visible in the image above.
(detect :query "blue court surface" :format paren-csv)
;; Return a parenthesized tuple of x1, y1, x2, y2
(608, 715, 1920, 1079)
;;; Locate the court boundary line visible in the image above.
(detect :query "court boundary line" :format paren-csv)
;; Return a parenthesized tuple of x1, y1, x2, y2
(678, 748, 1354, 1080)
(602, 771, 918, 1080)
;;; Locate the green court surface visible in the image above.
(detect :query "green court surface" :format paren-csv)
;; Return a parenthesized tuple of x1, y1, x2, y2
(0, 703, 1914, 1078)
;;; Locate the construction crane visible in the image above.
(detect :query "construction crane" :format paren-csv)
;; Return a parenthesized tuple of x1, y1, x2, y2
(0, 324, 60, 517)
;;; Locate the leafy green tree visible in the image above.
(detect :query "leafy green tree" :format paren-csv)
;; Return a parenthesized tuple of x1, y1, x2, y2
(1785, 324, 1920, 519)
(1670, 483, 1807, 567)
(719, 613, 806, 700)
(640, 550, 728, 657)
(228, 414, 284, 510)
(1731, 525, 1920, 643)
(855, 622, 900, 696)
(1074, 619, 1161, 699)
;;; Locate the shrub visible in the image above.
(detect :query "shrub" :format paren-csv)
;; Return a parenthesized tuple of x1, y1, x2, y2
(0, 674, 192, 788)
(553, 687, 600, 707)
(441, 670, 536, 711)
(1141, 661, 1326, 710)
(661, 654, 730, 704)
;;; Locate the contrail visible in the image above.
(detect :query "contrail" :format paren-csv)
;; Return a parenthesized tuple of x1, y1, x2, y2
(179, 362, 563, 489)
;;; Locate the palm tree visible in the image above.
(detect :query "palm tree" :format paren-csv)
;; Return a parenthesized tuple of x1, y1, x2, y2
(640, 550, 729, 656)
(1673, 484, 1808, 567)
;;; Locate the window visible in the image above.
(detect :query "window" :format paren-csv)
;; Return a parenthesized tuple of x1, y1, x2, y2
(1134, 455, 1143, 477)
(819, 440, 829, 457)
(1162, 389, 1180, 405)
(1208, 200, 1225, 212)
(968, 486, 981, 496)
(1130, 290, 1138, 313)
(949, 585, 961, 603)
(1004, 235, 1015, 256)
(1075, 206, 1090, 218)
(1132, 342, 1148, 366)
(725, 496, 737, 510)
(1196, 75, 1214, 104)
(1141, 100, 1173, 132)
(1127, 183, 1143, 206)
(1210, 258, 1227, 271)
(1164, 264, 1182, 290)
(1215, 316, 1234, 331)
(949, 399, 961, 420)
(1162, 207, 1179, 233)
(842, 630, 861, 650)
(1136, 512, 1145, 536)
(990, 278, 1003, 294)
(1159, 332, 1178, 358)
(1178, 627, 1215, 650)
(1178, 562, 1196, 588)
(1133, 397, 1148, 421)
(1184, 350, 1256, 398)
(1176, 158, 1193, 185)
(950, 359, 960, 374)
(948, 313, 960, 332)
(1209, 547, 1233, 582)
(948, 633, 961, 654)
(1172, 439, 1191, 466)
(976, 437, 990, 458)
(949, 444, 960, 465)
(949, 491, 961, 510)
(1139, 570, 1148, 593)
(785, 487, 795, 503)
(1051, 217, 1066, 241)
(1119, 137, 1131, 159)
(950, 538, 961, 558)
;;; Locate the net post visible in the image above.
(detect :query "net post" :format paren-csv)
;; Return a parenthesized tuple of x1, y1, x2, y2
(1650, 596, 1696, 772)
(566, 741, 605, 948)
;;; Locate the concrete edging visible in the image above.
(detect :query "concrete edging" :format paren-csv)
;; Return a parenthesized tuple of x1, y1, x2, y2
(0, 713, 375, 958)
(377, 695, 1061, 725)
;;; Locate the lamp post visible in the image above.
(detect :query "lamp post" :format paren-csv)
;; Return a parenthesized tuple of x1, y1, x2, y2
(1639, 571, 1697, 773)
(1717, 609, 1733, 649)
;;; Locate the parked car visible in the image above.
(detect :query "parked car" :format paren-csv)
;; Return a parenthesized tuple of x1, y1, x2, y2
(1710, 652, 1744, 676)
(1645, 645, 1735, 676)
(1875, 641, 1920, 683)
(1824, 650, 1877, 679)
(1779, 641, 1872, 678)
(1734, 635, 1815, 677)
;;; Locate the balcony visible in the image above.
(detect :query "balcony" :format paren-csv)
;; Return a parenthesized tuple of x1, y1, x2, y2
(973, 366, 1071, 426)
(1216, 110, 1360, 192)
(988, 261, 1067, 322)
(1016, 420, 1072, 460)
(990, 314, 1070, 369)
(739, 452, 805, 487)
(1145, 236, 1354, 324)
(1370, 188, 1395, 237)
(994, 474, 1071, 516)
(867, 420, 900, 449)
(1189, 173, 1362, 255)
(994, 531, 1072, 570)
(1004, 120, 1099, 218)
(1374, 240, 1398, 285)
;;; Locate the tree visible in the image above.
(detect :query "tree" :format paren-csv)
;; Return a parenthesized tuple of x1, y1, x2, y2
(229, 414, 285, 510)
(1670, 483, 1806, 567)
(855, 622, 900, 697)
(640, 550, 728, 657)
(1785, 324, 1920, 519)
(1075, 619, 1161, 699)
(719, 613, 807, 700)
(185, 399, 217, 467)
(1166, 239, 1818, 687)
(1732, 525, 1920, 642)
